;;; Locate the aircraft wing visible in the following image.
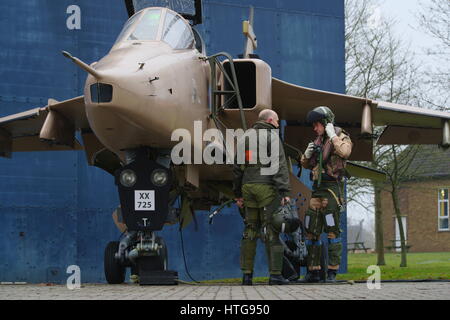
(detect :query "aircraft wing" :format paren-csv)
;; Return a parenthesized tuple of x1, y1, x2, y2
(273, 78, 367, 124)
(272, 77, 450, 160)
(0, 97, 89, 157)
(345, 162, 386, 182)
(0, 96, 88, 158)
(0, 96, 124, 173)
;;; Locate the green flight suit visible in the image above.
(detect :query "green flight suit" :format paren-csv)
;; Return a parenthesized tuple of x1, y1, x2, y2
(304, 181, 343, 267)
(240, 183, 284, 274)
(233, 121, 291, 275)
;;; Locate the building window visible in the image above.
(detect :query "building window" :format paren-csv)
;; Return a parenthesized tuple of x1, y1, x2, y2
(438, 189, 449, 231)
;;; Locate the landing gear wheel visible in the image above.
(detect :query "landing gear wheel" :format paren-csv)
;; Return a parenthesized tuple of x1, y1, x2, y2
(104, 241, 126, 284)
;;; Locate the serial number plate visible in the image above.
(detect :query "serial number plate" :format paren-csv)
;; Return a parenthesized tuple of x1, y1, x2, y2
(134, 190, 155, 211)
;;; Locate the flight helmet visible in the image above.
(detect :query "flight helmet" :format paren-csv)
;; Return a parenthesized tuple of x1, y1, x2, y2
(270, 204, 301, 234)
(306, 106, 335, 126)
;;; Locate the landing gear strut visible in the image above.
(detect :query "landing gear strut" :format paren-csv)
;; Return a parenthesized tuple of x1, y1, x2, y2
(104, 148, 178, 285)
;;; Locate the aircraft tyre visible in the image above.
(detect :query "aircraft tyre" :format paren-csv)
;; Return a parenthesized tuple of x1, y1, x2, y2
(104, 241, 126, 284)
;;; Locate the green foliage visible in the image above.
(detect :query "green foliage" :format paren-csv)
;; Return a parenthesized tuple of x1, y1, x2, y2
(339, 252, 450, 280)
(197, 252, 450, 284)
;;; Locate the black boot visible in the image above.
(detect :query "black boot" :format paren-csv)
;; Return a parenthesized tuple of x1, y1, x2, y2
(269, 274, 289, 285)
(242, 273, 253, 286)
(326, 269, 337, 283)
(130, 265, 139, 284)
(298, 270, 320, 283)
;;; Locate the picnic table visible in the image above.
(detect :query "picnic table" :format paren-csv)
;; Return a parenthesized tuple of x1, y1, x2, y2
(347, 242, 370, 253)
(385, 240, 412, 252)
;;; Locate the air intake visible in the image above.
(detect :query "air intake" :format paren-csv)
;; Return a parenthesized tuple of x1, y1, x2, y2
(90, 83, 113, 103)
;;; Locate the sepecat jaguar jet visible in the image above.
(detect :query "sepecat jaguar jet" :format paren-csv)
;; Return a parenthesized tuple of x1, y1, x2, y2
(1, 0, 449, 284)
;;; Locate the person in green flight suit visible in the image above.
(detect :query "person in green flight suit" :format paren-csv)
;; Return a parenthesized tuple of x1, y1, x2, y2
(233, 109, 291, 285)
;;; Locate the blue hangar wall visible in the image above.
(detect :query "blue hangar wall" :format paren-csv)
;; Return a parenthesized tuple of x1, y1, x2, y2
(0, 0, 346, 283)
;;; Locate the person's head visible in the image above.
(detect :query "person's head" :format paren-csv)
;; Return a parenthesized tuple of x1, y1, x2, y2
(312, 121, 325, 136)
(259, 109, 280, 128)
(306, 106, 335, 135)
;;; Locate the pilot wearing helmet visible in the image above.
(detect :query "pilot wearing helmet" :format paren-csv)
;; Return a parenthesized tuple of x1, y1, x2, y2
(299, 106, 353, 282)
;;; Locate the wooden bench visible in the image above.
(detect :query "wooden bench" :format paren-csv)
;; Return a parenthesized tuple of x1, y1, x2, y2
(347, 242, 370, 253)
(385, 240, 412, 252)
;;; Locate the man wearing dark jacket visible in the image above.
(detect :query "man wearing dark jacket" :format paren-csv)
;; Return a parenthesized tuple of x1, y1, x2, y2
(233, 109, 291, 285)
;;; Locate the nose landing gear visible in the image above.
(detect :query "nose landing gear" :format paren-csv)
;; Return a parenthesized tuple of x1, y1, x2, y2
(104, 148, 178, 285)
(104, 230, 177, 285)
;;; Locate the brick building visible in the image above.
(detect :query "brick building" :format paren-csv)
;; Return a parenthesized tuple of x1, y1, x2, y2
(381, 145, 450, 253)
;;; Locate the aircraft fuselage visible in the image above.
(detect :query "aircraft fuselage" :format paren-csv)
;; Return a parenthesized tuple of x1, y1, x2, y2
(84, 41, 210, 155)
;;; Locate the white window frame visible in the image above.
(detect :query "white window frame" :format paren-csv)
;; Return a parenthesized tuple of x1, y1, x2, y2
(438, 188, 449, 231)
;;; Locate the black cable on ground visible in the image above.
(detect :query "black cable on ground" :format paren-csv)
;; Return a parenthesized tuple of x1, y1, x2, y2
(179, 227, 200, 284)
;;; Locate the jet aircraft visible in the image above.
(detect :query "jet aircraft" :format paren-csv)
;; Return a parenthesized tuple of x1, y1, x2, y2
(1, 0, 449, 284)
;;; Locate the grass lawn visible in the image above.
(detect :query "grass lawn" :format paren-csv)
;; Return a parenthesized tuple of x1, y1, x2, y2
(339, 252, 450, 281)
(199, 252, 450, 284)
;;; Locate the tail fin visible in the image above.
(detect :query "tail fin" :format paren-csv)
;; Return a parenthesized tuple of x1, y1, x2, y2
(242, 6, 257, 58)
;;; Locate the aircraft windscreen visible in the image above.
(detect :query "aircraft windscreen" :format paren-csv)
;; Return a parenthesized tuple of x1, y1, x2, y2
(162, 11, 194, 49)
(114, 10, 144, 43)
(128, 9, 162, 41)
(114, 7, 194, 48)
(133, 0, 195, 16)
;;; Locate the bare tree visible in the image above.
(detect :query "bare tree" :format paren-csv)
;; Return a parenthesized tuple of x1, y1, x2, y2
(345, 0, 427, 267)
(418, 0, 450, 109)
(418, 0, 449, 54)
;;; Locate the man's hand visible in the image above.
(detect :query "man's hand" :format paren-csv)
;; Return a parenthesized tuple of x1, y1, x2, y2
(304, 142, 315, 159)
(281, 197, 291, 206)
(325, 123, 337, 140)
(235, 198, 244, 208)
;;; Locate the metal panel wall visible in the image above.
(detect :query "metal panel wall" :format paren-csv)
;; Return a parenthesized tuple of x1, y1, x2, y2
(0, 0, 346, 283)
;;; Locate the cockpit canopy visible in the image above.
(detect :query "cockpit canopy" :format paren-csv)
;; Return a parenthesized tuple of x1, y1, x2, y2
(115, 7, 195, 50)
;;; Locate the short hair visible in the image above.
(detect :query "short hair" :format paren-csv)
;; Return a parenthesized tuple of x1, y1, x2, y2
(259, 109, 278, 121)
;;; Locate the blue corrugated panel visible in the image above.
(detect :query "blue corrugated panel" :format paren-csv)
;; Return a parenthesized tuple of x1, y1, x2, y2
(0, 0, 346, 283)
(0, 0, 127, 284)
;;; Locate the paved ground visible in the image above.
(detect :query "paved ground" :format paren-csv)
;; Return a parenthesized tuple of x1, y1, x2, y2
(0, 281, 449, 300)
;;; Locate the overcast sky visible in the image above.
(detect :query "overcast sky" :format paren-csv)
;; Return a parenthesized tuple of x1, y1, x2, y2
(346, 0, 440, 229)
(376, 0, 440, 73)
